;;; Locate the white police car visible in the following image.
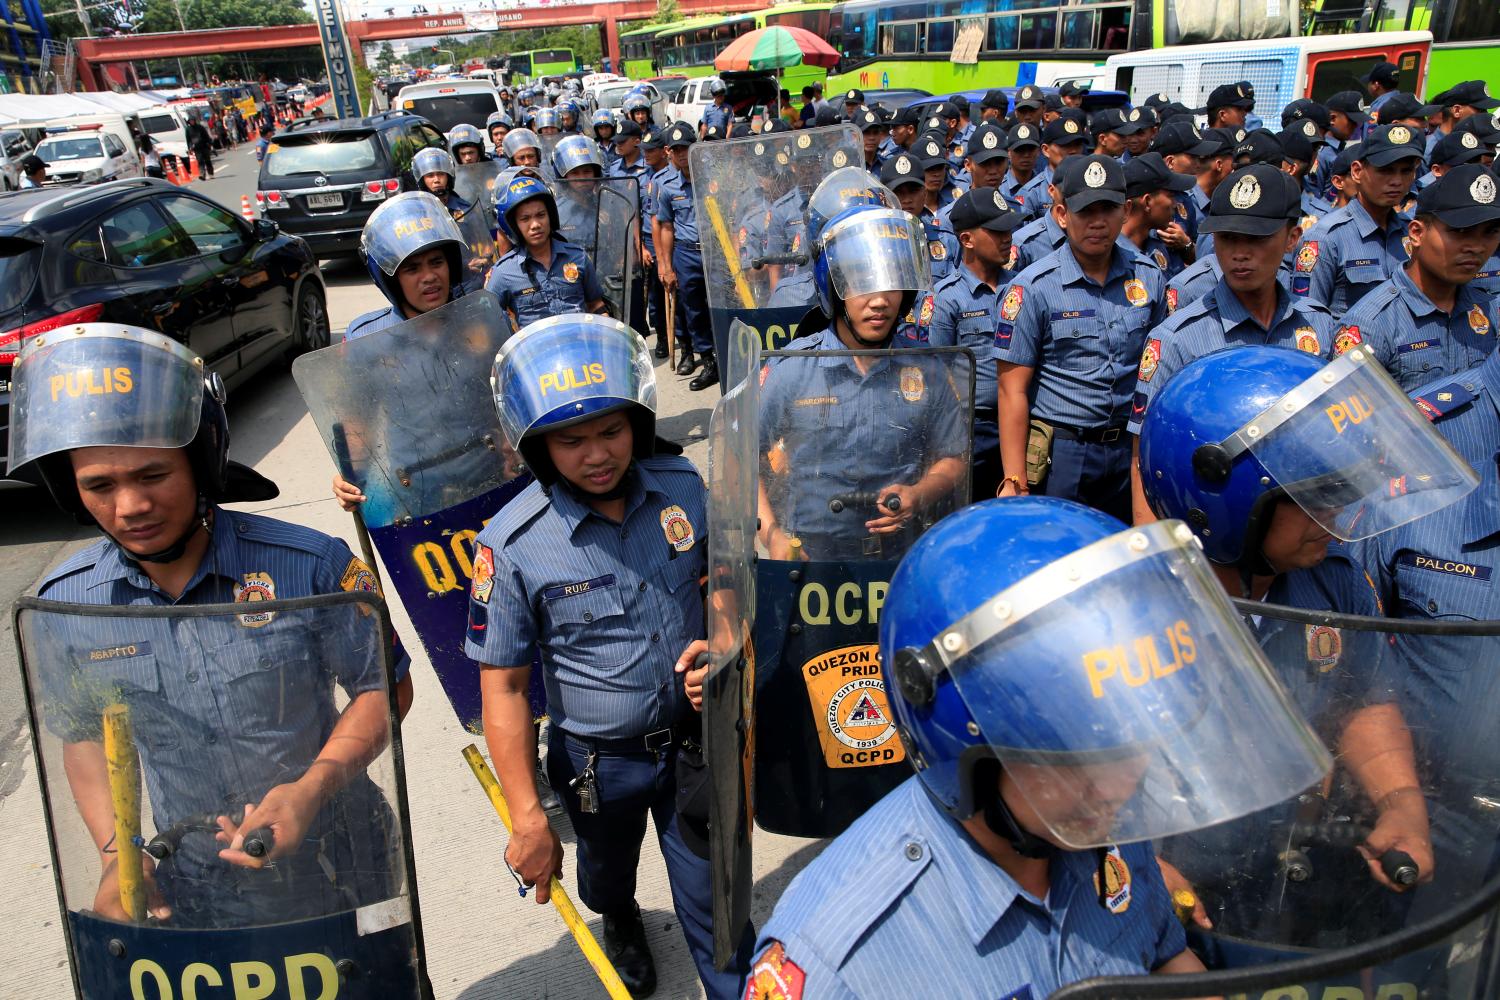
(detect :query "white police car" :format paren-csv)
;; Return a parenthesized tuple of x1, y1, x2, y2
(32, 125, 142, 186)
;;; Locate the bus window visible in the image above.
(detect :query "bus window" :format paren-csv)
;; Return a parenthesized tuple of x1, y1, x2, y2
(1164, 0, 1297, 44)
(1063, 9, 1096, 49)
(988, 14, 1020, 50)
(879, 21, 921, 54)
(928, 19, 956, 52)
(1019, 11, 1058, 49)
(842, 3, 878, 58)
(1447, 0, 1500, 40)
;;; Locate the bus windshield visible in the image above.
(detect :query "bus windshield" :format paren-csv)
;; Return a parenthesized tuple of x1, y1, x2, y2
(403, 93, 501, 133)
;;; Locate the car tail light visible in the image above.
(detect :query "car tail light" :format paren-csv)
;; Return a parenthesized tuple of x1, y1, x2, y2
(0, 302, 106, 366)
(256, 190, 288, 210)
(385, 178, 400, 193)
(362, 178, 400, 202)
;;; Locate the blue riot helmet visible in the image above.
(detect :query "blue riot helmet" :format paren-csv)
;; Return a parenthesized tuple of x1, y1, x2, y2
(804, 166, 898, 261)
(550, 133, 604, 179)
(556, 99, 578, 127)
(591, 109, 616, 136)
(359, 191, 467, 308)
(411, 146, 458, 195)
(7, 324, 277, 538)
(707, 78, 726, 98)
(812, 206, 930, 337)
(486, 110, 513, 134)
(622, 93, 652, 123)
(532, 107, 560, 133)
(446, 123, 486, 158)
(494, 174, 560, 245)
(1138, 346, 1478, 571)
(880, 497, 1332, 854)
(502, 127, 542, 167)
(491, 314, 657, 486)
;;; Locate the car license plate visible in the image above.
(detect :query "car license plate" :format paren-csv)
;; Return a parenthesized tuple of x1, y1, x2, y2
(306, 191, 343, 209)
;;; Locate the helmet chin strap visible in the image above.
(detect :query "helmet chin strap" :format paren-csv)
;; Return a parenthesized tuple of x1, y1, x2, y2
(109, 495, 212, 565)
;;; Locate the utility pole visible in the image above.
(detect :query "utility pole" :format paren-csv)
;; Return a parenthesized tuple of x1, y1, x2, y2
(72, 0, 93, 37)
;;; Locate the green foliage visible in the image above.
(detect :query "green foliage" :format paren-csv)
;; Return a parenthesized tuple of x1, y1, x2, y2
(644, 0, 682, 27)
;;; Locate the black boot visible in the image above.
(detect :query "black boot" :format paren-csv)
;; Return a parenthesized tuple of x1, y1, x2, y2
(653, 335, 669, 359)
(675, 349, 697, 376)
(688, 351, 719, 391)
(602, 904, 657, 997)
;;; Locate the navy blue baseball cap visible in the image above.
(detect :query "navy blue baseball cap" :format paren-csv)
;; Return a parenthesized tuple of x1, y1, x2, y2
(1434, 81, 1500, 112)
(1432, 128, 1490, 167)
(1281, 99, 1331, 130)
(1007, 122, 1042, 150)
(1376, 92, 1438, 123)
(1115, 106, 1156, 136)
(1124, 152, 1196, 198)
(1359, 123, 1427, 166)
(880, 149, 925, 189)
(1200, 164, 1302, 236)
(1014, 85, 1045, 110)
(1207, 82, 1255, 111)
(949, 186, 1022, 232)
(915, 133, 950, 169)
(967, 121, 1009, 163)
(1152, 118, 1220, 156)
(1415, 164, 1500, 227)
(1042, 116, 1088, 146)
(1278, 120, 1327, 163)
(1056, 154, 1126, 211)
(1326, 91, 1370, 124)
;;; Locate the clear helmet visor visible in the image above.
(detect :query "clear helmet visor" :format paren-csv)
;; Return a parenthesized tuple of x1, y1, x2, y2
(502, 128, 542, 160)
(822, 207, 932, 302)
(8, 325, 205, 474)
(806, 167, 898, 237)
(1222, 347, 1479, 540)
(928, 521, 1331, 849)
(412, 146, 456, 180)
(359, 193, 464, 276)
(491, 315, 657, 447)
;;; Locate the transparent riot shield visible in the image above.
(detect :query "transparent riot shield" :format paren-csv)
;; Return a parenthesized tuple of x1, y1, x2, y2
(553, 174, 638, 322)
(705, 320, 761, 968)
(291, 293, 535, 734)
(538, 132, 567, 182)
(690, 126, 862, 365)
(14, 592, 428, 999)
(1053, 603, 1500, 1000)
(453, 160, 502, 244)
(454, 202, 499, 271)
(753, 346, 975, 838)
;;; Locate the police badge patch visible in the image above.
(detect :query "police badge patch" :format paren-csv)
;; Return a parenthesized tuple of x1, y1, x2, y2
(562, 262, 580, 283)
(1124, 278, 1148, 307)
(1000, 285, 1024, 321)
(1295, 242, 1319, 272)
(744, 942, 805, 1000)
(899, 366, 926, 402)
(1165, 288, 1179, 313)
(1306, 624, 1342, 672)
(1137, 339, 1161, 382)
(832, 150, 848, 168)
(919, 292, 935, 327)
(1152, 249, 1168, 270)
(929, 240, 946, 261)
(1093, 847, 1133, 914)
(660, 505, 696, 552)
(234, 572, 276, 628)
(470, 544, 496, 603)
(1471, 305, 1491, 336)
(1295, 328, 1320, 354)
(340, 557, 381, 596)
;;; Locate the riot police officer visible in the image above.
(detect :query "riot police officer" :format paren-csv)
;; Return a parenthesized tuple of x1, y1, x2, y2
(10, 325, 413, 927)
(486, 175, 606, 327)
(345, 192, 472, 341)
(1334, 164, 1500, 390)
(746, 496, 1336, 998)
(548, 134, 608, 245)
(502, 127, 543, 169)
(656, 123, 719, 389)
(467, 316, 752, 999)
(486, 110, 513, 159)
(701, 78, 731, 137)
(592, 109, 619, 166)
(410, 146, 471, 219)
(447, 123, 488, 164)
(996, 155, 1167, 521)
(1293, 124, 1425, 317)
(879, 152, 959, 283)
(757, 207, 967, 563)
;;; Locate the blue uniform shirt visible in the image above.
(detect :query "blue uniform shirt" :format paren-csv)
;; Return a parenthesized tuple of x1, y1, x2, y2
(918, 208, 961, 283)
(997, 240, 1167, 430)
(701, 102, 731, 133)
(37, 508, 408, 830)
(1128, 279, 1337, 433)
(920, 260, 1012, 409)
(998, 168, 1034, 212)
(1292, 199, 1412, 317)
(464, 456, 707, 739)
(758, 325, 968, 560)
(485, 238, 604, 327)
(1016, 166, 1053, 223)
(1165, 254, 1296, 316)
(655, 166, 702, 246)
(1011, 211, 1065, 274)
(1334, 264, 1499, 390)
(766, 186, 813, 277)
(749, 777, 1186, 1000)
(344, 304, 405, 341)
(1474, 250, 1500, 299)
(1133, 231, 1188, 281)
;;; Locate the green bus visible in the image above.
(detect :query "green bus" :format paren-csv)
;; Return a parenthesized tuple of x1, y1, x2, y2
(619, 24, 664, 80)
(623, 4, 839, 93)
(507, 48, 577, 82)
(1304, 0, 1497, 97)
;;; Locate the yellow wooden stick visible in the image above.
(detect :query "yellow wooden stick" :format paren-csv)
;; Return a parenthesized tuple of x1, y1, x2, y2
(461, 744, 631, 1000)
(703, 195, 757, 309)
(102, 704, 145, 922)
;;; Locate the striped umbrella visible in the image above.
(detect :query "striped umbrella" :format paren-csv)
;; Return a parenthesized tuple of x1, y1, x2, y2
(714, 25, 841, 72)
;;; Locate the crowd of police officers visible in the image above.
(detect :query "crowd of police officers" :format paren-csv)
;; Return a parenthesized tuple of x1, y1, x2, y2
(8, 63, 1500, 1000)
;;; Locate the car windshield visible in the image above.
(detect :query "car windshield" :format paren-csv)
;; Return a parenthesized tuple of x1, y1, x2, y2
(403, 93, 500, 134)
(596, 87, 634, 109)
(140, 115, 178, 135)
(263, 131, 380, 176)
(652, 79, 688, 101)
(0, 237, 39, 316)
(38, 137, 104, 161)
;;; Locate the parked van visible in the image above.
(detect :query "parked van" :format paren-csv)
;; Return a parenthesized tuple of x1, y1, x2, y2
(1101, 30, 1432, 127)
(133, 105, 190, 162)
(394, 78, 503, 133)
(33, 124, 142, 184)
(42, 112, 143, 159)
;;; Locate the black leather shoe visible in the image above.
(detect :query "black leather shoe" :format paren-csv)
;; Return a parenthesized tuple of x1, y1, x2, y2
(602, 905, 656, 997)
(675, 350, 697, 376)
(688, 353, 719, 391)
(653, 337, 669, 359)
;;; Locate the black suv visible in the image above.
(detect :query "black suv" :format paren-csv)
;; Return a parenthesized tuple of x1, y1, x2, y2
(256, 110, 447, 259)
(0, 177, 328, 480)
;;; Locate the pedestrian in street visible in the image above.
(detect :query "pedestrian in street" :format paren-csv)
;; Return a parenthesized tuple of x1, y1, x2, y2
(186, 115, 213, 180)
(469, 316, 754, 999)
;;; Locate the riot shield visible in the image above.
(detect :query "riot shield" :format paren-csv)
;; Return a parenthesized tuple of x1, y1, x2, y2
(292, 293, 535, 734)
(1053, 602, 1500, 999)
(753, 346, 975, 838)
(14, 592, 428, 999)
(454, 202, 499, 271)
(553, 175, 638, 322)
(690, 126, 862, 365)
(453, 160, 502, 244)
(704, 320, 761, 968)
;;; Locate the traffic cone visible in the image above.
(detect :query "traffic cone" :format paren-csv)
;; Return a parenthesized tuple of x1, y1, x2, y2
(166, 158, 181, 185)
(240, 194, 255, 221)
(188, 155, 198, 182)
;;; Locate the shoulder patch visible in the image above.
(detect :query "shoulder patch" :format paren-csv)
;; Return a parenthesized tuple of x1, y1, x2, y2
(1137, 339, 1161, 383)
(1165, 288, 1179, 313)
(1333, 325, 1362, 355)
(1412, 382, 1476, 422)
(340, 557, 382, 597)
(745, 941, 805, 1000)
(1000, 285, 1024, 322)
(1296, 242, 1319, 273)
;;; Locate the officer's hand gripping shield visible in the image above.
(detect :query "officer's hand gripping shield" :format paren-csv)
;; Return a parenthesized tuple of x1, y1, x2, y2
(1053, 602, 1500, 1000)
(689, 126, 863, 368)
(704, 320, 760, 969)
(7, 326, 205, 474)
(452, 161, 503, 262)
(13, 592, 428, 999)
(551, 174, 639, 322)
(1209, 346, 1479, 540)
(753, 345, 975, 838)
(292, 292, 534, 733)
